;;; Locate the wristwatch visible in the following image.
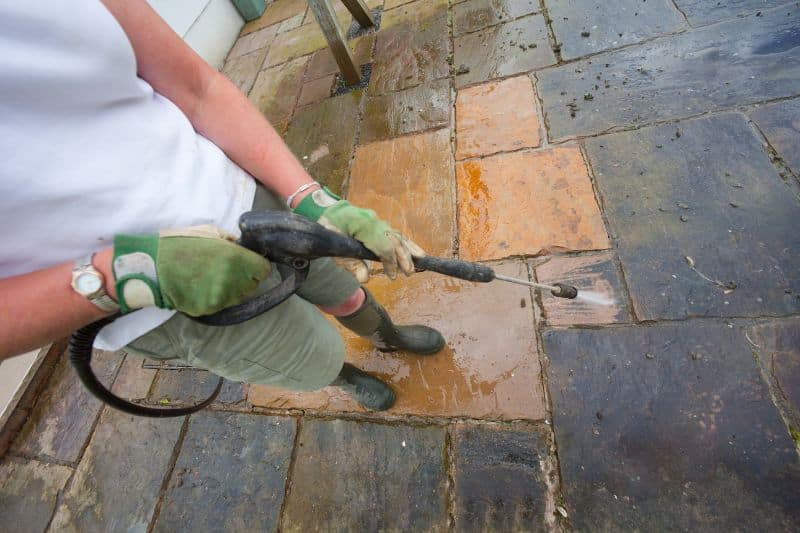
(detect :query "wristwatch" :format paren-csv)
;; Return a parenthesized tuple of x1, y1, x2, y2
(71, 254, 120, 312)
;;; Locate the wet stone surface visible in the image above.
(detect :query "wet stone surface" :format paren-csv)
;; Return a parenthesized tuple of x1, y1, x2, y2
(221, 49, 267, 94)
(264, 22, 328, 68)
(12, 351, 122, 463)
(537, 6, 800, 140)
(296, 74, 334, 108)
(544, 321, 800, 531)
(749, 97, 800, 176)
(248, 56, 307, 132)
(241, 0, 306, 35)
(153, 412, 295, 533)
(111, 354, 156, 400)
(456, 145, 608, 261)
(545, 0, 687, 60)
(49, 409, 183, 533)
(349, 129, 454, 256)
(284, 91, 363, 195)
(0, 457, 73, 533)
(584, 113, 800, 321)
(455, 75, 541, 159)
(454, 15, 556, 88)
(305, 33, 375, 81)
(534, 251, 631, 326)
(674, 0, 789, 26)
(282, 419, 447, 531)
(148, 368, 221, 405)
(360, 78, 451, 144)
(228, 24, 279, 59)
(453, 0, 539, 36)
(452, 424, 549, 532)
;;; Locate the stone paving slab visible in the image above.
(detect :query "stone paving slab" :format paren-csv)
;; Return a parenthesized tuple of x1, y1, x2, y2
(584, 113, 800, 321)
(305, 34, 375, 81)
(534, 251, 631, 326)
(0, 457, 73, 533)
(360, 78, 451, 144)
(544, 0, 687, 61)
(284, 91, 363, 195)
(249, 56, 308, 133)
(297, 74, 334, 109)
(537, 6, 800, 141)
(264, 22, 328, 68)
(452, 423, 549, 531)
(349, 128, 454, 256)
(674, 0, 790, 26)
(153, 412, 295, 533)
(282, 419, 447, 531)
(241, 0, 306, 35)
(456, 145, 608, 261)
(49, 408, 183, 533)
(12, 351, 123, 464)
(228, 24, 279, 60)
(149, 368, 220, 405)
(221, 49, 267, 95)
(543, 321, 800, 531)
(455, 75, 541, 159)
(111, 354, 156, 401)
(455, 15, 556, 88)
(453, 0, 540, 37)
(749, 97, 800, 176)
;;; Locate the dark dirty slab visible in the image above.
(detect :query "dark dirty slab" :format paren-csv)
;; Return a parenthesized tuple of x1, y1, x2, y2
(360, 78, 450, 144)
(537, 6, 800, 141)
(543, 321, 800, 532)
(0, 457, 73, 533)
(305, 33, 375, 81)
(12, 350, 123, 463)
(153, 412, 295, 533)
(749, 97, 800, 176)
(284, 91, 363, 194)
(453, 0, 539, 36)
(454, 15, 556, 88)
(583, 113, 800, 321)
(452, 424, 549, 532)
(544, 0, 687, 61)
(49, 408, 183, 533)
(674, 0, 792, 26)
(282, 419, 448, 531)
(111, 354, 156, 400)
(149, 368, 221, 405)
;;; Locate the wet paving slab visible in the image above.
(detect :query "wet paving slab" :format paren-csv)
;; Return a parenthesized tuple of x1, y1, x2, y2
(536, 6, 800, 141)
(264, 22, 328, 68)
(453, 0, 540, 36)
(221, 49, 267, 95)
(454, 14, 556, 88)
(349, 128, 454, 256)
(281, 419, 447, 531)
(455, 75, 541, 159)
(456, 145, 609, 261)
(241, 0, 307, 35)
(749, 96, 800, 176)
(305, 33, 375, 81)
(12, 351, 123, 464)
(284, 91, 363, 195)
(110, 354, 156, 401)
(369, 0, 450, 94)
(534, 251, 631, 326)
(360, 78, 451, 144)
(451, 423, 550, 531)
(544, 0, 687, 61)
(248, 56, 307, 133)
(296, 74, 335, 108)
(543, 321, 800, 531)
(152, 412, 295, 533)
(249, 262, 547, 421)
(673, 0, 791, 26)
(49, 408, 183, 532)
(228, 24, 279, 60)
(584, 113, 800, 321)
(0, 457, 73, 533)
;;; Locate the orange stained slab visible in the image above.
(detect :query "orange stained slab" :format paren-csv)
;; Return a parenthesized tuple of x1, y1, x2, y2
(248, 262, 546, 420)
(348, 129, 455, 257)
(456, 146, 609, 261)
(456, 76, 541, 159)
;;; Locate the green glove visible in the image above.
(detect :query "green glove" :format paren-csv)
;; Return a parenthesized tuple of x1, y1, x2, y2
(293, 186, 425, 279)
(112, 225, 271, 316)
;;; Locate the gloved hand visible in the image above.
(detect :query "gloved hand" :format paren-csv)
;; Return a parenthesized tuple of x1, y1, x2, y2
(112, 225, 270, 316)
(293, 186, 424, 279)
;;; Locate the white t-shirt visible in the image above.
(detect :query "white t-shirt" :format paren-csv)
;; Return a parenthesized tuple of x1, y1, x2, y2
(0, 1, 257, 349)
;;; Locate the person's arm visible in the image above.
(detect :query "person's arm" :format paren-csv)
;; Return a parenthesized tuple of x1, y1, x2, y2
(101, 0, 319, 206)
(0, 249, 116, 360)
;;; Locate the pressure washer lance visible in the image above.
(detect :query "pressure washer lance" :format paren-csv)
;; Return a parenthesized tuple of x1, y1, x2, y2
(68, 210, 579, 418)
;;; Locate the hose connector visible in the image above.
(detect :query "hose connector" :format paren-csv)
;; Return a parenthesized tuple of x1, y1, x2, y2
(551, 283, 578, 299)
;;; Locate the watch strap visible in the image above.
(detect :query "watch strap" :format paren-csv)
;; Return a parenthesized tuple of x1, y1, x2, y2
(73, 254, 120, 312)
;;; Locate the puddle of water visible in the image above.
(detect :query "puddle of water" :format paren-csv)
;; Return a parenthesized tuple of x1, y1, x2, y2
(574, 290, 616, 307)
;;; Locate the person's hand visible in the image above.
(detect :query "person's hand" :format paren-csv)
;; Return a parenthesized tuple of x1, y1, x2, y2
(112, 225, 270, 316)
(293, 186, 425, 279)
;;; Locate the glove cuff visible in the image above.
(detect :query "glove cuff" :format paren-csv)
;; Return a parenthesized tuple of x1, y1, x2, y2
(112, 233, 168, 313)
(293, 186, 342, 221)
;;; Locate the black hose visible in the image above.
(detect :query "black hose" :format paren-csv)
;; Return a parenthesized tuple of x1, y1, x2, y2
(68, 315, 222, 417)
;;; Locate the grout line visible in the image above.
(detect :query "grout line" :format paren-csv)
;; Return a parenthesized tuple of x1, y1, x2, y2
(538, 0, 562, 63)
(529, 74, 551, 149)
(443, 425, 457, 531)
(447, 0, 459, 258)
(745, 113, 800, 194)
(668, 0, 692, 27)
(451, 8, 544, 40)
(147, 415, 192, 533)
(277, 416, 303, 532)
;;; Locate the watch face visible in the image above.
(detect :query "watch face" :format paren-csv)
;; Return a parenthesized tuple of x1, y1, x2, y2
(75, 272, 102, 295)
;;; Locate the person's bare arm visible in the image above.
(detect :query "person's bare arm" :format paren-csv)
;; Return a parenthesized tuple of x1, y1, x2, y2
(101, 0, 319, 206)
(0, 249, 116, 360)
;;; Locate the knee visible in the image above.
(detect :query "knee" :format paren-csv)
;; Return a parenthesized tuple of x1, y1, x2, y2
(319, 287, 365, 317)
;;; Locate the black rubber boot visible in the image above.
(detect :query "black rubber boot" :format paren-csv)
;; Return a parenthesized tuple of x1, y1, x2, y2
(331, 363, 396, 411)
(336, 289, 446, 355)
